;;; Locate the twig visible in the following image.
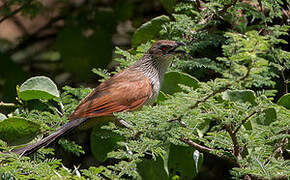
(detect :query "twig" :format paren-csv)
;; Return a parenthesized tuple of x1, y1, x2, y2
(234, 111, 258, 134)
(224, 110, 259, 160)
(190, 85, 230, 110)
(224, 124, 241, 158)
(0, 101, 17, 107)
(265, 128, 289, 164)
(180, 137, 240, 166)
(180, 137, 212, 153)
(0, 0, 33, 24)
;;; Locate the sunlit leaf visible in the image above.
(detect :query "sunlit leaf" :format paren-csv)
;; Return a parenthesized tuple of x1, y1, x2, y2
(132, 15, 170, 47)
(277, 93, 290, 109)
(157, 71, 199, 103)
(222, 90, 257, 105)
(19, 76, 60, 101)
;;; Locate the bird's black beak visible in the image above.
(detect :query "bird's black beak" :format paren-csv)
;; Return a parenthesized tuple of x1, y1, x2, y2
(171, 41, 186, 54)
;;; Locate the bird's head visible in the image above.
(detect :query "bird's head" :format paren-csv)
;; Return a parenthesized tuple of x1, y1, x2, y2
(148, 40, 186, 60)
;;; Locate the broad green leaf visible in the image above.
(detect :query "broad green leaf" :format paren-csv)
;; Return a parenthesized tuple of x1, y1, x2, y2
(162, 71, 199, 94)
(0, 113, 7, 121)
(132, 15, 170, 48)
(157, 71, 199, 103)
(90, 124, 123, 162)
(137, 155, 169, 180)
(277, 93, 290, 109)
(166, 144, 202, 179)
(19, 76, 60, 101)
(222, 90, 257, 105)
(255, 108, 277, 126)
(160, 0, 176, 13)
(0, 117, 40, 145)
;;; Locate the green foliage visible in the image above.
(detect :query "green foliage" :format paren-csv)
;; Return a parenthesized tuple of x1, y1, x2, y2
(0, 117, 40, 145)
(137, 155, 168, 180)
(90, 124, 123, 162)
(161, 71, 199, 95)
(157, 71, 199, 103)
(58, 138, 85, 157)
(222, 90, 257, 106)
(18, 76, 60, 101)
(277, 93, 290, 109)
(0, 0, 289, 179)
(132, 15, 170, 48)
(166, 144, 203, 178)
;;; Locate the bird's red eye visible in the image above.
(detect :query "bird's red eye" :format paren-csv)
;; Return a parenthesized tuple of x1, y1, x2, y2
(161, 46, 167, 51)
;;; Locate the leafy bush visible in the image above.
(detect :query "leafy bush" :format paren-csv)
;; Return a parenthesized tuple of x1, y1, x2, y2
(0, 0, 289, 179)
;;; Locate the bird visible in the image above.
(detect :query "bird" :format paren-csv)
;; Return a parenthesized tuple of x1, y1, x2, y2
(10, 40, 186, 156)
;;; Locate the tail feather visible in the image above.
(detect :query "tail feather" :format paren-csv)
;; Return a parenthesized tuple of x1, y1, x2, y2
(11, 118, 88, 156)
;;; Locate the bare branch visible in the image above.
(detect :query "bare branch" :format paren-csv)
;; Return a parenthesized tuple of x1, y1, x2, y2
(180, 137, 212, 153)
(180, 137, 240, 166)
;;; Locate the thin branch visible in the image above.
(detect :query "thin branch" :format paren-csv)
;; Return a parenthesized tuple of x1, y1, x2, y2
(224, 124, 241, 158)
(0, 101, 17, 107)
(234, 111, 258, 134)
(0, 0, 33, 24)
(180, 137, 240, 167)
(170, 64, 250, 122)
(180, 137, 212, 153)
(265, 128, 289, 164)
(190, 85, 230, 110)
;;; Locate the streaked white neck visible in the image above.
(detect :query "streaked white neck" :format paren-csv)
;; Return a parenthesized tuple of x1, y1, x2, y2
(132, 54, 171, 104)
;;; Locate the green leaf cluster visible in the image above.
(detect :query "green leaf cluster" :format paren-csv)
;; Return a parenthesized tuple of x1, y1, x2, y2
(0, 0, 289, 179)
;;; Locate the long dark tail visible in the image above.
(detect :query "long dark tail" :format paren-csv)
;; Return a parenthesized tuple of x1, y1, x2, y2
(11, 118, 88, 156)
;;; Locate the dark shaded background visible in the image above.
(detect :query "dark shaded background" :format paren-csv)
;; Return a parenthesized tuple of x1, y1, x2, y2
(0, 0, 168, 102)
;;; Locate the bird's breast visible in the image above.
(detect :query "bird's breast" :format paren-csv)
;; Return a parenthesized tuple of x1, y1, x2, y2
(142, 70, 163, 105)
